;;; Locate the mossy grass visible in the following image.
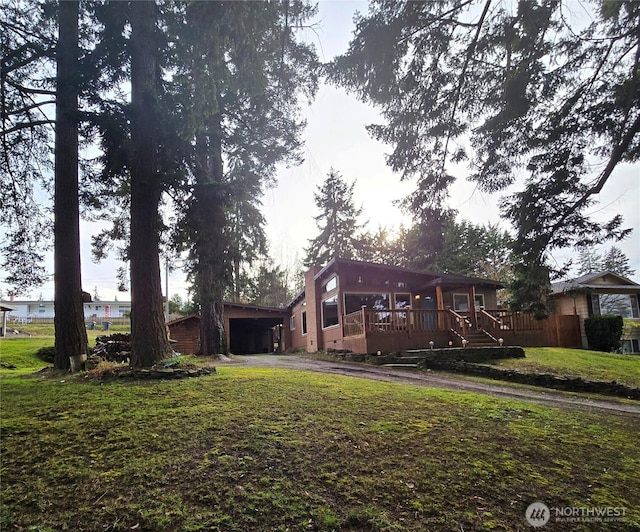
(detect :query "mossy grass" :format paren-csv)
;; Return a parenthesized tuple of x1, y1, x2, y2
(482, 347, 640, 388)
(1, 358, 639, 530)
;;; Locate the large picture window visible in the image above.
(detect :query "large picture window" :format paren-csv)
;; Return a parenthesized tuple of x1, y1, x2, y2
(322, 295, 339, 328)
(344, 293, 390, 315)
(595, 294, 640, 318)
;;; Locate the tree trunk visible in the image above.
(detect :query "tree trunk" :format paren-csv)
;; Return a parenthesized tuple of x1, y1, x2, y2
(54, 0, 88, 370)
(129, 1, 172, 367)
(194, 123, 228, 356)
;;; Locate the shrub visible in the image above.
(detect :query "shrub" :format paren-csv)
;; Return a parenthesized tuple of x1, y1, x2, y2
(584, 315, 624, 352)
(34, 346, 56, 364)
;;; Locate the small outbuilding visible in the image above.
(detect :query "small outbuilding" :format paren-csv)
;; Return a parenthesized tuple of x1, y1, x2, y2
(168, 303, 289, 355)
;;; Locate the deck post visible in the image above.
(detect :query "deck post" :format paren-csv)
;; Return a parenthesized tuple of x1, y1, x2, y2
(469, 286, 477, 328)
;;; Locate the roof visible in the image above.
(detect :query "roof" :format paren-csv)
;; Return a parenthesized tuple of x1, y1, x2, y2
(315, 257, 503, 287)
(167, 302, 290, 327)
(0, 303, 16, 312)
(287, 258, 504, 309)
(550, 271, 640, 295)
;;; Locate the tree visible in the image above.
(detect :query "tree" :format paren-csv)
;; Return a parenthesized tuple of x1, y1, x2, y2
(329, 0, 638, 313)
(2, 1, 89, 368)
(128, 1, 172, 366)
(170, 1, 318, 355)
(1, 1, 54, 293)
(245, 259, 294, 308)
(53, 0, 88, 368)
(577, 245, 636, 278)
(304, 169, 365, 267)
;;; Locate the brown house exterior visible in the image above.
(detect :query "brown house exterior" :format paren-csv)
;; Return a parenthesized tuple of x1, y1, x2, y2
(288, 258, 579, 354)
(550, 271, 640, 352)
(169, 258, 584, 356)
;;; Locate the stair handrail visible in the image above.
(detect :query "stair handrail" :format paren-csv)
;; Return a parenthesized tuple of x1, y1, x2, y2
(447, 308, 470, 338)
(479, 308, 502, 326)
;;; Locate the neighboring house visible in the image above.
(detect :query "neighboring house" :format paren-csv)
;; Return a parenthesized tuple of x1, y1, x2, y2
(550, 271, 640, 353)
(3, 299, 131, 321)
(288, 258, 579, 354)
(1, 304, 15, 337)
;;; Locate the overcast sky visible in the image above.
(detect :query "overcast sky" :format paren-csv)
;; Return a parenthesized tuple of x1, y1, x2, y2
(2, 0, 638, 302)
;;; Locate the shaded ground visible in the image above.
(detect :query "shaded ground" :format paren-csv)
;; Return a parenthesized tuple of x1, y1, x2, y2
(223, 354, 640, 417)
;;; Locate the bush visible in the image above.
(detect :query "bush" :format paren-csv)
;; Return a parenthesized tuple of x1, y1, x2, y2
(584, 315, 624, 352)
(35, 346, 56, 364)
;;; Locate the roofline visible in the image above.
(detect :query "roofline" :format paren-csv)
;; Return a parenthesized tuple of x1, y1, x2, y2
(312, 257, 503, 287)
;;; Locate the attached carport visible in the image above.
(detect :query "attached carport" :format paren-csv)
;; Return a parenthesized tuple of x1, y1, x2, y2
(225, 303, 290, 355)
(168, 303, 291, 355)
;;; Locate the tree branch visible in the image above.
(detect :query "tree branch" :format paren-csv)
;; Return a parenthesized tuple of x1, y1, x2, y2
(546, 112, 640, 247)
(1, 119, 55, 136)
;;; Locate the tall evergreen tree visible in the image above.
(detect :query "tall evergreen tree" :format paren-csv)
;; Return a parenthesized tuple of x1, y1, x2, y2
(53, 0, 88, 368)
(169, 1, 318, 355)
(601, 246, 636, 278)
(1, 1, 54, 292)
(1, 1, 90, 367)
(304, 169, 365, 267)
(128, 1, 172, 366)
(329, 0, 638, 314)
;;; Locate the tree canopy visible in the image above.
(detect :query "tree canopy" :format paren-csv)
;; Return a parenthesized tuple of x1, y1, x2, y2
(329, 0, 639, 313)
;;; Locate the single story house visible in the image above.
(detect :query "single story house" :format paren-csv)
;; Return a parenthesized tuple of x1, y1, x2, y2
(288, 258, 579, 354)
(550, 271, 640, 353)
(3, 298, 131, 322)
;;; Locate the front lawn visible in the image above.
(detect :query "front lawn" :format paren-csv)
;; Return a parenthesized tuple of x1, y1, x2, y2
(1, 359, 639, 530)
(484, 347, 640, 388)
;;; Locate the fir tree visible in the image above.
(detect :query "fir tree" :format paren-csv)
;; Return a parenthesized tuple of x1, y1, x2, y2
(304, 169, 365, 267)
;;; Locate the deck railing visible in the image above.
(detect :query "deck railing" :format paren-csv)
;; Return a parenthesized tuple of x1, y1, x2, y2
(343, 308, 545, 337)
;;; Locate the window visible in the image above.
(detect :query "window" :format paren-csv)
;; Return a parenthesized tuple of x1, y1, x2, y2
(453, 294, 485, 312)
(324, 276, 338, 293)
(595, 294, 639, 318)
(394, 293, 411, 309)
(302, 311, 307, 335)
(322, 295, 339, 328)
(622, 339, 640, 354)
(344, 293, 390, 315)
(453, 294, 469, 312)
(290, 315, 296, 330)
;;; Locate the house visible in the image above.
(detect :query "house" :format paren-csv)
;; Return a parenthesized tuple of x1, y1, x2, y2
(2, 299, 131, 322)
(550, 271, 640, 353)
(288, 258, 579, 354)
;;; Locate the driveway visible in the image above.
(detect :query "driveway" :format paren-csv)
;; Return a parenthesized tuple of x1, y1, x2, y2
(220, 354, 640, 418)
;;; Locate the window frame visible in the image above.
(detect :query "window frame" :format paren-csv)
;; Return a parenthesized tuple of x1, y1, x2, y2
(321, 295, 340, 329)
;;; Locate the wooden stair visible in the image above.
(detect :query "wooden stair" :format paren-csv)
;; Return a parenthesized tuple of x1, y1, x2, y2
(462, 329, 498, 347)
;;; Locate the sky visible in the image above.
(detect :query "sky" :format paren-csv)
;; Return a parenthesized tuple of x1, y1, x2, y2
(2, 0, 638, 302)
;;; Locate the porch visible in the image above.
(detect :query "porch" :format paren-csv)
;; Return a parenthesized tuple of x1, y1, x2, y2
(341, 308, 581, 354)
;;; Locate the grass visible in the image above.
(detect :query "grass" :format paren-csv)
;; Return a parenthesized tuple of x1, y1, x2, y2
(483, 347, 640, 388)
(1, 340, 639, 531)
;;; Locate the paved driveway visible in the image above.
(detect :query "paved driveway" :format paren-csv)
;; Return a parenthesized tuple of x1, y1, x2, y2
(219, 354, 640, 418)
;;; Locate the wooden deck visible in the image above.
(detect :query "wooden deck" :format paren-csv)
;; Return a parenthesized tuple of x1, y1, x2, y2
(342, 308, 580, 353)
